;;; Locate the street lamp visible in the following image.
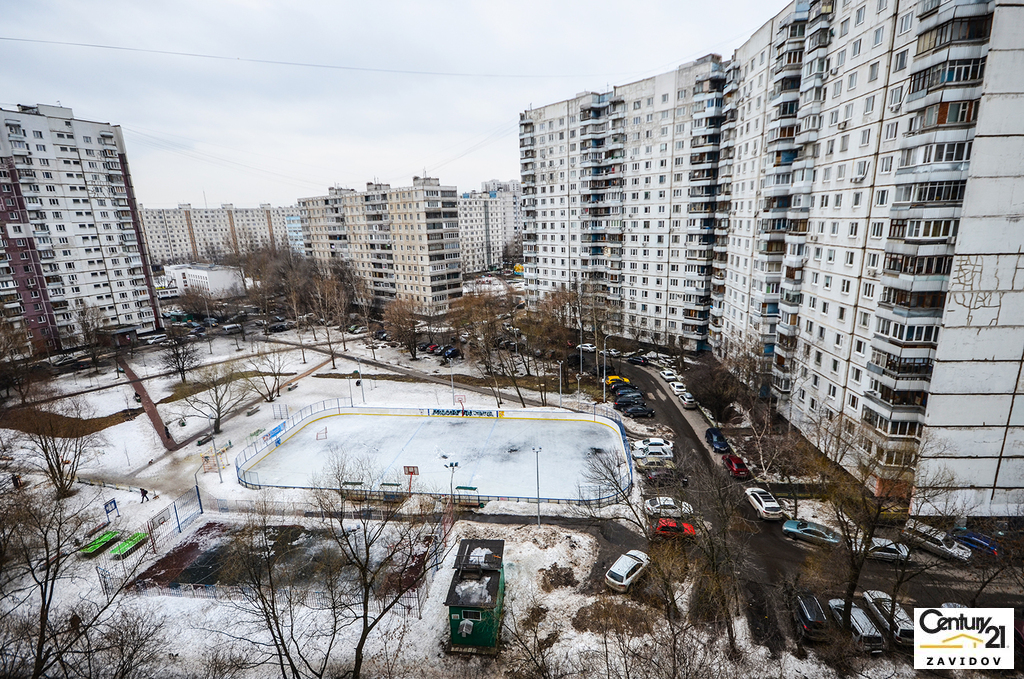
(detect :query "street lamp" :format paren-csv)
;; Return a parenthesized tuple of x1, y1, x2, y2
(557, 360, 563, 409)
(356, 357, 365, 403)
(576, 373, 582, 412)
(444, 461, 459, 500)
(534, 447, 541, 526)
(450, 360, 455, 406)
(206, 413, 223, 484)
(602, 335, 609, 405)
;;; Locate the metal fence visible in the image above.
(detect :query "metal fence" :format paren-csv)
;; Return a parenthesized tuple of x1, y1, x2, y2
(233, 401, 633, 506)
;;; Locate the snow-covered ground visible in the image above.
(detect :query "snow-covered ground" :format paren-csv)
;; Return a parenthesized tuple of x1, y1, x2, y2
(247, 410, 627, 501)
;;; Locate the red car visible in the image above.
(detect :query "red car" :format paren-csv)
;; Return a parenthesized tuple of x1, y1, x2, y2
(721, 454, 751, 479)
(649, 518, 696, 540)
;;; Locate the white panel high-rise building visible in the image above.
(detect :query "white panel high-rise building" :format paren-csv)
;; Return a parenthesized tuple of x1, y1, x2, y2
(458, 180, 522, 273)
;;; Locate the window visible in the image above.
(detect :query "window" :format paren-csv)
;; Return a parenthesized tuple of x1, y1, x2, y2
(840, 19, 850, 36)
(863, 282, 875, 297)
(855, 6, 866, 24)
(869, 62, 880, 81)
(848, 72, 858, 90)
(880, 156, 893, 172)
(877, 0, 887, 9)
(837, 50, 847, 67)
(829, 384, 838, 399)
(870, 221, 884, 237)
(849, 221, 859, 237)
(860, 129, 871, 146)
(909, 58, 986, 94)
(844, 103, 854, 119)
(841, 279, 851, 293)
(917, 16, 992, 55)
(835, 194, 843, 207)
(884, 121, 897, 139)
(894, 50, 908, 71)
(864, 95, 875, 114)
(840, 135, 849, 152)
(824, 275, 832, 289)
(848, 394, 859, 410)
(873, 27, 885, 46)
(875, 189, 889, 205)
(852, 39, 862, 57)
(898, 12, 912, 35)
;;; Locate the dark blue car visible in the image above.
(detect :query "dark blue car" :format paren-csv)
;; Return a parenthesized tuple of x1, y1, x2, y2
(705, 427, 730, 453)
(951, 529, 1002, 558)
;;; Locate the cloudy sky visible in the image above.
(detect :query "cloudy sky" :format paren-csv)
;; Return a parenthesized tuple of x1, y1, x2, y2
(2, 1, 783, 208)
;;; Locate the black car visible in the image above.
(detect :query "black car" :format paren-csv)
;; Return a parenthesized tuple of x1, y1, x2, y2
(443, 347, 461, 359)
(611, 386, 643, 398)
(705, 427, 730, 453)
(268, 323, 289, 333)
(417, 342, 431, 352)
(644, 468, 689, 488)
(623, 405, 655, 419)
(793, 590, 829, 641)
(627, 356, 650, 366)
(613, 393, 645, 407)
(610, 383, 641, 395)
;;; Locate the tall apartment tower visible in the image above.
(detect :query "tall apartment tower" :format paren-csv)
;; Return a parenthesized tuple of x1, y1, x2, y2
(458, 180, 523, 273)
(0, 104, 160, 354)
(312, 177, 463, 315)
(520, 56, 725, 352)
(521, 0, 1023, 515)
(140, 203, 299, 264)
(298, 186, 355, 264)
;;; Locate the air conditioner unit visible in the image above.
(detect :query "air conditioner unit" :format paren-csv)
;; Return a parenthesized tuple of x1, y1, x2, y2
(889, 104, 901, 113)
(867, 268, 878, 277)
(830, 68, 840, 76)
(851, 176, 865, 183)
(808, 235, 819, 242)
(837, 121, 848, 130)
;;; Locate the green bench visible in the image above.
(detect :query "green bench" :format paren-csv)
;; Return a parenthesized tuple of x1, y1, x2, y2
(80, 530, 120, 555)
(109, 532, 148, 558)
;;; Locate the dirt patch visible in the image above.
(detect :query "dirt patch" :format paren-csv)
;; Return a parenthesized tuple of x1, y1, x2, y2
(133, 522, 231, 587)
(572, 599, 653, 635)
(540, 563, 578, 592)
(743, 580, 787, 656)
(0, 406, 145, 436)
(158, 371, 296, 404)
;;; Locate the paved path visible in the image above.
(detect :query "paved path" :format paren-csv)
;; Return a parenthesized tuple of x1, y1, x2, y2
(117, 356, 178, 451)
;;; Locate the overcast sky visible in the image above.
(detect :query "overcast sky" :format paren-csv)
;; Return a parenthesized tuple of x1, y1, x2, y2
(1, 1, 783, 208)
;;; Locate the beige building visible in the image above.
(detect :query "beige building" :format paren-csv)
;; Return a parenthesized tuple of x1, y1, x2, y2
(458, 180, 522, 273)
(298, 187, 354, 264)
(140, 203, 299, 264)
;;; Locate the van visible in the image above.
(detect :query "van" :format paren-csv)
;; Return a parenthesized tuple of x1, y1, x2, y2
(221, 324, 242, 335)
(901, 519, 973, 561)
(144, 334, 167, 345)
(828, 599, 884, 653)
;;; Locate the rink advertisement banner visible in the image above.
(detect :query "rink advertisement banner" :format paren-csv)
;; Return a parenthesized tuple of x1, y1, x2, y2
(914, 607, 1014, 669)
(429, 408, 497, 418)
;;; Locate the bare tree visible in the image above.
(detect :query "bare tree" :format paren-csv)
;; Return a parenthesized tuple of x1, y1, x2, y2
(383, 297, 421, 360)
(245, 349, 291, 402)
(0, 318, 42, 405)
(183, 362, 252, 433)
(160, 331, 201, 384)
(684, 356, 740, 426)
(18, 394, 104, 497)
(74, 304, 107, 372)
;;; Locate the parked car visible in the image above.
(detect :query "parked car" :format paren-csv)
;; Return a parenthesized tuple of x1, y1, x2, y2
(680, 392, 698, 409)
(901, 519, 972, 561)
(613, 396, 646, 411)
(606, 375, 629, 386)
(610, 382, 640, 394)
(611, 388, 643, 400)
(417, 342, 431, 352)
(643, 496, 693, 518)
(861, 590, 914, 647)
(144, 334, 168, 345)
(828, 599, 884, 653)
(669, 382, 687, 396)
(632, 445, 673, 461)
(623, 405, 656, 419)
(579, 343, 597, 353)
(268, 323, 289, 333)
(605, 550, 650, 592)
(658, 369, 678, 381)
(626, 356, 650, 366)
(704, 427, 730, 453)
(950, 528, 1002, 558)
(642, 467, 688, 488)
(635, 457, 677, 473)
(425, 344, 439, 354)
(632, 438, 673, 454)
(783, 520, 841, 547)
(599, 348, 622, 358)
(721, 454, 751, 479)
(793, 590, 829, 641)
(649, 518, 696, 540)
(443, 347, 461, 359)
(850, 537, 910, 563)
(745, 487, 784, 520)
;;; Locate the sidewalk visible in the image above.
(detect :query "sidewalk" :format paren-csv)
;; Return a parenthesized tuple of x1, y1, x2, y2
(117, 356, 177, 451)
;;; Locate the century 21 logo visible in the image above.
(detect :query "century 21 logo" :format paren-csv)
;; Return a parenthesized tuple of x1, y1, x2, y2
(914, 608, 1014, 670)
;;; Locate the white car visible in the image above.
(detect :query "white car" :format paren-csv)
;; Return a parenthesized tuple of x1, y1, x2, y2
(680, 392, 697, 409)
(599, 348, 621, 357)
(658, 369, 678, 381)
(605, 550, 650, 592)
(850, 537, 911, 563)
(669, 382, 687, 396)
(632, 437, 674, 454)
(631, 445, 673, 461)
(579, 343, 597, 353)
(643, 496, 693, 518)
(744, 487, 784, 520)
(861, 590, 914, 646)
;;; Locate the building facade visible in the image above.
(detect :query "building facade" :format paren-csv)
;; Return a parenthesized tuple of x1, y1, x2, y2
(521, 0, 1023, 515)
(302, 177, 463, 315)
(160, 263, 244, 300)
(458, 180, 522, 274)
(140, 203, 299, 264)
(0, 104, 160, 354)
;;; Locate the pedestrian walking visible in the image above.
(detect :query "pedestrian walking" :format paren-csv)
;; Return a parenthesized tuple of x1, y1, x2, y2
(164, 425, 171, 439)
(140, 488, 149, 502)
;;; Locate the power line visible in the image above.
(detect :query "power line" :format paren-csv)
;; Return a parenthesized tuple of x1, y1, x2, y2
(0, 36, 635, 80)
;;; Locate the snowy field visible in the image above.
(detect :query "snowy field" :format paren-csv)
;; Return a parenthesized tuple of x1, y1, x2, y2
(246, 410, 628, 501)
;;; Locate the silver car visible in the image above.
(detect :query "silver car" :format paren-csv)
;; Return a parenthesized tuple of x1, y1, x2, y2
(861, 590, 914, 647)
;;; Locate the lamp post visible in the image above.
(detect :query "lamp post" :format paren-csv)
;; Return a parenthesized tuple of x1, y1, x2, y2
(557, 360, 563, 409)
(207, 413, 223, 484)
(534, 447, 541, 526)
(450, 360, 455, 406)
(444, 461, 459, 501)
(576, 373, 582, 412)
(356, 357, 365, 403)
(602, 335, 609, 405)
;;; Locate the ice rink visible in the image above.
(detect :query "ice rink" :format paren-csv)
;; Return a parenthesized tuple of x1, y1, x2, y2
(244, 411, 628, 501)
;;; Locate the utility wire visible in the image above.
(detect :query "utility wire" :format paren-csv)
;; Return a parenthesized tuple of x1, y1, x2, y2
(0, 36, 636, 80)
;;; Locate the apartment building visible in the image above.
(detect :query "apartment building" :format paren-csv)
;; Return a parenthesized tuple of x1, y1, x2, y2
(302, 177, 462, 315)
(522, 0, 1023, 515)
(0, 104, 160, 353)
(298, 187, 354, 264)
(140, 202, 299, 264)
(458, 180, 522, 273)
